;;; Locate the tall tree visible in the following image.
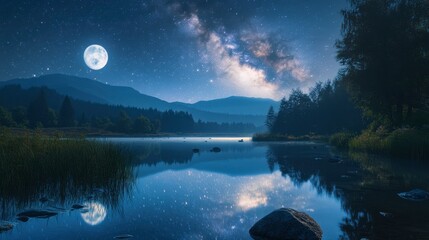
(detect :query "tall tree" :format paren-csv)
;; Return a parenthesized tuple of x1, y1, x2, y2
(134, 115, 153, 133)
(27, 89, 56, 127)
(58, 96, 75, 127)
(265, 106, 276, 132)
(337, 0, 429, 126)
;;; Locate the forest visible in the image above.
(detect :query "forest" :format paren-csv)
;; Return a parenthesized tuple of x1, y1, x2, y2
(0, 85, 257, 134)
(259, 0, 429, 158)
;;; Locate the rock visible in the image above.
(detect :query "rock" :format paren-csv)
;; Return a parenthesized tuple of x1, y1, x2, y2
(16, 216, 29, 222)
(210, 147, 221, 153)
(71, 204, 86, 210)
(238, 139, 244, 142)
(192, 148, 200, 153)
(397, 189, 429, 201)
(0, 222, 14, 233)
(114, 234, 134, 239)
(17, 209, 58, 219)
(249, 208, 322, 240)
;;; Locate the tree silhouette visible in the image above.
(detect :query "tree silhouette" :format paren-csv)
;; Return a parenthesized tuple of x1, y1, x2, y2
(58, 96, 75, 127)
(27, 89, 56, 127)
(265, 106, 276, 132)
(134, 115, 153, 133)
(337, 0, 429, 126)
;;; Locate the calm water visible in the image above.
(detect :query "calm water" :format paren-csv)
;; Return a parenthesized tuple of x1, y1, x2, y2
(1, 137, 429, 239)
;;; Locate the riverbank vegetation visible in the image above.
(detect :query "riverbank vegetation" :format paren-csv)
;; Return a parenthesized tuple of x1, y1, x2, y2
(255, 0, 429, 159)
(0, 129, 134, 218)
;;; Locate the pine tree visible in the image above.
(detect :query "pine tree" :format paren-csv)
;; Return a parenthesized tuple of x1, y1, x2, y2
(58, 96, 75, 127)
(265, 106, 276, 132)
(27, 89, 54, 127)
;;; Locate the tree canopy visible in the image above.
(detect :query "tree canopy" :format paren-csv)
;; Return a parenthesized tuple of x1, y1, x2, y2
(337, 0, 429, 126)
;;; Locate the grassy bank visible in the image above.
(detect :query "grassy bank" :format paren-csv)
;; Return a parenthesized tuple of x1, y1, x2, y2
(0, 128, 134, 218)
(330, 128, 429, 160)
(252, 133, 328, 142)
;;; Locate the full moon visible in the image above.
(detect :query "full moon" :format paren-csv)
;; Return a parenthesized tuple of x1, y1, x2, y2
(84, 44, 108, 70)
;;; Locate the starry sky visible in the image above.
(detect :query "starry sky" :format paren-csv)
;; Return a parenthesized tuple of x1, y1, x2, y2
(0, 0, 348, 102)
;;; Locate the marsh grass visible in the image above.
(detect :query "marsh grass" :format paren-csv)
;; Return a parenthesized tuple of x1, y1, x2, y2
(331, 128, 429, 160)
(0, 128, 135, 219)
(252, 133, 327, 142)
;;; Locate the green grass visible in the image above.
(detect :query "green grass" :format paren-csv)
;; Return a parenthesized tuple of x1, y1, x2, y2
(0, 128, 134, 218)
(331, 128, 429, 160)
(329, 132, 356, 149)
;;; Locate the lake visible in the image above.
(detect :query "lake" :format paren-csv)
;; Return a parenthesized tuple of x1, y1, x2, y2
(1, 137, 429, 239)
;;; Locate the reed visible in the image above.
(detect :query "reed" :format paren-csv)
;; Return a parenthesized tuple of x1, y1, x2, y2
(0, 128, 134, 218)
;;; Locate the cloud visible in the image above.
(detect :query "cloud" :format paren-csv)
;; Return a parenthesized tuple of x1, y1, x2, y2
(235, 172, 293, 211)
(241, 32, 310, 82)
(170, 2, 312, 99)
(180, 13, 281, 98)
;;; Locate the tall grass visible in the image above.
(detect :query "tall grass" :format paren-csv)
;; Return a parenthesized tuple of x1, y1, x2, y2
(0, 128, 134, 218)
(331, 128, 429, 160)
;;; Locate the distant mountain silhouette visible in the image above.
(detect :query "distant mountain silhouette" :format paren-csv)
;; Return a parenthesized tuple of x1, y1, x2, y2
(174, 96, 280, 116)
(0, 74, 268, 125)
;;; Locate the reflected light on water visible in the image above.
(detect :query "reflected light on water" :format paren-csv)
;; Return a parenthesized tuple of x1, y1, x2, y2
(81, 202, 107, 226)
(236, 172, 292, 211)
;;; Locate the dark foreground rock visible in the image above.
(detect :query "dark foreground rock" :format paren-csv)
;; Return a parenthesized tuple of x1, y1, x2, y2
(249, 208, 322, 240)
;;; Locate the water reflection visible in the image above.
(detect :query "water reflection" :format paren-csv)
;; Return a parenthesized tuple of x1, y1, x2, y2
(266, 142, 429, 240)
(2, 137, 429, 239)
(80, 202, 107, 226)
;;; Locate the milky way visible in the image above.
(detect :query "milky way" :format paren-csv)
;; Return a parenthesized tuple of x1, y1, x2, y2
(0, 0, 347, 102)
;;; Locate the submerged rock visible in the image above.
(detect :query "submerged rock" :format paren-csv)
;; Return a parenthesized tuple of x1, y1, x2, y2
(17, 209, 58, 219)
(16, 216, 29, 222)
(249, 208, 322, 240)
(398, 189, 429, 201)
(114, 234, 134, 239)
(192, 148, 200, 153)
(71, 204, 86, 210)
(210, 147, 221, 153)
(0, 222, 14, 233)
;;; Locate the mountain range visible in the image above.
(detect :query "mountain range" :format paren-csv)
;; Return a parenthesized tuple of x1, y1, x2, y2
(0, 74, 279, 126)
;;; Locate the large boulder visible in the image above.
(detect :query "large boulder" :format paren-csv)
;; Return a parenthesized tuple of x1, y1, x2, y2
(249, 208, 322, 240)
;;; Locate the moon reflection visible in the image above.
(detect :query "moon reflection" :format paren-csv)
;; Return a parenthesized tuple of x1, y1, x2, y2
(80, 201, 107, 226)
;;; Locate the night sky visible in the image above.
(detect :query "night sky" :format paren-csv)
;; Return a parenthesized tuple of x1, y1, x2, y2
(0, 0, 348, 102)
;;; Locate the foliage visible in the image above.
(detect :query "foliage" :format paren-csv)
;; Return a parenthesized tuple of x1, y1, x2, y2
(27, 90, 56, 127)
(58, 96, 75, 127)
(329, 132, 356, 149)
(265, 106, 276, 132)
(0, 130, 135, 217)
(337, 0, 429, 126)
(0, 107, 16, 127)
(0, 85, 257, 134)
(270, 80, 365, 136)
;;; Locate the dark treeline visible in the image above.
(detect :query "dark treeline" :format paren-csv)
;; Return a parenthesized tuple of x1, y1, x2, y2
(0, 85, 257, 133)
(266, 0, 429, 140)
(336, 0, 429, 128)
(266, 80, 366, 136)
